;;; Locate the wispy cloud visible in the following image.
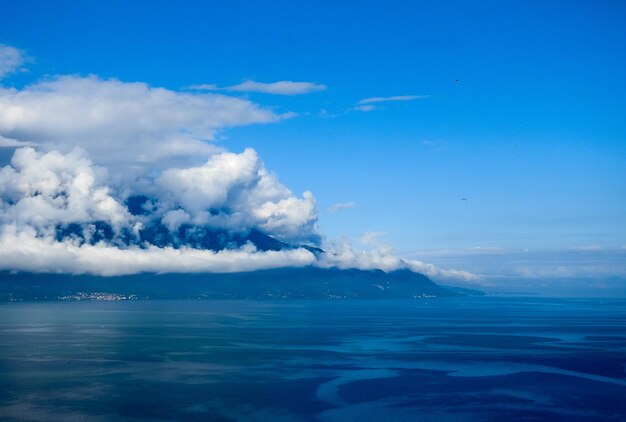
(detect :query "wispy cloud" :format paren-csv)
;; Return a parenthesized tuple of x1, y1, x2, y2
(466, 246, 507, 254)
(188, 80, 327, 95)
(0, 135, 37, 148)
(570, 245, 602, 251)
(328, 201, 357, 213)
(319, 240, 478, 282)
(186, 83, 219, 91)
(352, 94, 429, 112)
(0, 44, 27, 79)
(409, 246, 508, 258)
(357, 95, 429, 105)
(352, 105, 376, 112)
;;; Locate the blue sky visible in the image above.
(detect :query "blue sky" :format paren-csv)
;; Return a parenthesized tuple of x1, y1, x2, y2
(0, 0, 625, 293)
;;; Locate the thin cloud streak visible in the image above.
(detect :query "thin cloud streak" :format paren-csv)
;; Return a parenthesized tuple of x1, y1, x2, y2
(357, 95, 429, 104)
(352, 105, 376, 112)
(570, 245, 602, 251)
(0, 135, 37, 148)
(328, 201, 357, 213)
(188, 80, 327, 95)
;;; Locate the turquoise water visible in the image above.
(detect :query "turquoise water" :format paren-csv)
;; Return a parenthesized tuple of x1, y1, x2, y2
(1, 297, 626, 421)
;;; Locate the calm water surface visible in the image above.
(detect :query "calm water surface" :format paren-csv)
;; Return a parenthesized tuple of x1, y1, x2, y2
(1, 297, 625, 421)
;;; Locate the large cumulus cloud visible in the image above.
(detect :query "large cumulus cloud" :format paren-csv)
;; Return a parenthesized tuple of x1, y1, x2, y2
(0, 147, 133, 244)
(0, 75, 287, 166)
(0, 146, 319, 245)
(156, 148, 317, 243)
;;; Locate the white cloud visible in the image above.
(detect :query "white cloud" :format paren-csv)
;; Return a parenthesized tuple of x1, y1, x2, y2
(189, 80, 327, 95)
(328, 201, 357, 213)
(0, 75, 284, 167)
(405, 260, 478, 282)
(319, 241, 404, 272)
(252, 192, 317, 242)
(357, 95, 428, 105)
(0, 44, 26, 80)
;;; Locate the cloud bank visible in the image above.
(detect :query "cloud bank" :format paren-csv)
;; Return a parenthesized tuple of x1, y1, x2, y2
(0, 45, 472, 281)
(0, 225, 317, 276)
(318, 241, 476, 281)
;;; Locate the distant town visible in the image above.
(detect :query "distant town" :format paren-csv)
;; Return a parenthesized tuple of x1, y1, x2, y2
(55, 292, 139, 301)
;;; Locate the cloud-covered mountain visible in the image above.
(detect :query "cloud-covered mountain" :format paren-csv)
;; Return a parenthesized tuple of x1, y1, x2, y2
(0, 44, 475, 282)
(0, 146, 320, 275)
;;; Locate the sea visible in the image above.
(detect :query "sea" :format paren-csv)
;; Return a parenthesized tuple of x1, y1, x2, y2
(1, 297, 625, 421)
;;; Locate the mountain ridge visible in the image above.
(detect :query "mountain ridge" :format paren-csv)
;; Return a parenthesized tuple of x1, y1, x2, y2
(0, 267, 470, 300)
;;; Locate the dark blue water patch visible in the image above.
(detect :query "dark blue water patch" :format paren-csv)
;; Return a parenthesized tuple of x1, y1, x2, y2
(338, 369, 626, 421)
(585, 336, 626, 341)
(421, 333, 563, 350)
